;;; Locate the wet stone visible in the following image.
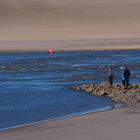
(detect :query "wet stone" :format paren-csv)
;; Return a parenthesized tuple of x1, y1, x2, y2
(73, 83, 140, 107)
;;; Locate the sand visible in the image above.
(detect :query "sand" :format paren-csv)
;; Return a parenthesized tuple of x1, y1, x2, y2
(0, 107, 140, 140)
(0, 0, 140, 51)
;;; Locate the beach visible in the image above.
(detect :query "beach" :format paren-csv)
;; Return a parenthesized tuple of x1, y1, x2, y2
(0, 107, 140, 140)
(0, 0, 140, 139)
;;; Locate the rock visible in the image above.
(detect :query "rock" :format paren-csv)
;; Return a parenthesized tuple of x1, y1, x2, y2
(86, 87, 94, 92)
(123, 90, 127, 93)
(133, 84, 139, 89)
(98, 90, 105, 96)
(115, 84, 122, 88)
(73, 83, 140, 107)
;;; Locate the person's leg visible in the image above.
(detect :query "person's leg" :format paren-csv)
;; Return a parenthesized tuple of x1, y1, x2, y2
(109, 76, 111, 85)
(127, 77, 130, 86)
(109, 76, 113, 85)
(111, 76, 113, 85)
(122, 80, 125, 86)
(126, 77, 129, 86)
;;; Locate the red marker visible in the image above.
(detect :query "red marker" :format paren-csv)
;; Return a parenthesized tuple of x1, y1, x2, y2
(48, 49, 55, 54)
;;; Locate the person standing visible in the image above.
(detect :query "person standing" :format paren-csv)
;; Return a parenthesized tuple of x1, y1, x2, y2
(121, 70, 125, 86)
(124, 67, 131, 86)
(108, 66, 113, 86)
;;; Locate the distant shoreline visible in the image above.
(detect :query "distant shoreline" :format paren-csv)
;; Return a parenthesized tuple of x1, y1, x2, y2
(0, 46, 140, 53)
(0, 38, 140, 52)
(0, 47, 140, 53)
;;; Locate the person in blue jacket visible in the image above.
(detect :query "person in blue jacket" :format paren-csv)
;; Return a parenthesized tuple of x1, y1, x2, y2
(121, 70, 125, 86)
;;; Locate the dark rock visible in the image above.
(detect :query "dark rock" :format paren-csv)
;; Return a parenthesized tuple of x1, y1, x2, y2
(73, 83, 140, 107)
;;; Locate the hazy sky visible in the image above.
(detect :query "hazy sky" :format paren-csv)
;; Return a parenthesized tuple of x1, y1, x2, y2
(0, 0, 140, 50)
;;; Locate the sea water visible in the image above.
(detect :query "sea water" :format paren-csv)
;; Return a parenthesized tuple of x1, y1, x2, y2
(0, 50, 140, 130)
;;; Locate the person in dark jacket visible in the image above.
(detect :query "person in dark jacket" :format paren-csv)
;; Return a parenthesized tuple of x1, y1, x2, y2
(108, 66, 113, 86)
(124, 67, 130, 86)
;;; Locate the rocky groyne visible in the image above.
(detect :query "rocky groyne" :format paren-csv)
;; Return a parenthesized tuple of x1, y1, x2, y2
(73, 83, 140, 107)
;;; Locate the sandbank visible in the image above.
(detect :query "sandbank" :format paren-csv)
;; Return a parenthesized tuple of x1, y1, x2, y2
(0, 39, 140, 52)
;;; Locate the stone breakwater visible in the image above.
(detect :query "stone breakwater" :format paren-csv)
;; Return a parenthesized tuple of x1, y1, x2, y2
(73, 83, 140, 107)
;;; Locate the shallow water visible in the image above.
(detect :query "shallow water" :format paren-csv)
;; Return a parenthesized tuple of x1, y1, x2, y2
(0, 50, 139, 130)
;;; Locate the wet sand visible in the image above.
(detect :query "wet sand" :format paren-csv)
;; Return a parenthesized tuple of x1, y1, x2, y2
(0, 107, 140, 140)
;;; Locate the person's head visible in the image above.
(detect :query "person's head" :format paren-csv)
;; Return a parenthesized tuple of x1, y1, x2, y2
(125, 67, 128, 70)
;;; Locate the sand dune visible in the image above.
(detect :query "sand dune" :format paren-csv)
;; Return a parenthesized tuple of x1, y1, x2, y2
(0, 0, 140, 50)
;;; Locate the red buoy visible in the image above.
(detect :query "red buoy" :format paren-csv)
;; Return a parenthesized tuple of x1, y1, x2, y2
(48, 49, 55, 54)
